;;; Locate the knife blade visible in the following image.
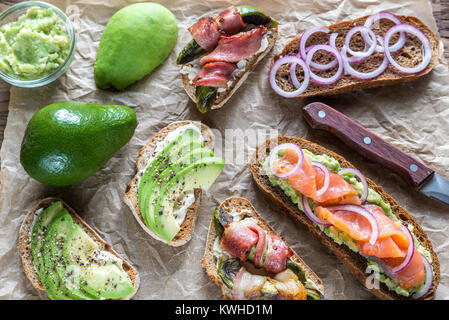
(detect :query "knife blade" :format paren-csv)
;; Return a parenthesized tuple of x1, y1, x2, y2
(302, 101, 449, 206)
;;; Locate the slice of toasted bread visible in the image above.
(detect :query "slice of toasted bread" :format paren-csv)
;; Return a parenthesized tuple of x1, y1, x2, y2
(181, 25, 278, 110)
(249, 137, 440, 300)
(19, 197, 140, 300)
(124, 121, 215, 247)
(272, 15, 440, 98)
(201, 196, 324, 300)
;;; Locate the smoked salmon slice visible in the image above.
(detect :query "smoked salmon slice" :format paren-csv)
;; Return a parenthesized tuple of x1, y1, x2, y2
(273, 148, 360, 205)
(316, 204, 424, 290)
(315, 170, 361, 206)
(383, 248, 425, 290)
(315, 204, 409, 257)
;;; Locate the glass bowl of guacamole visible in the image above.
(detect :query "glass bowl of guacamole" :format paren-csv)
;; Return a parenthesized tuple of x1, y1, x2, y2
(0, 1, 76, 87)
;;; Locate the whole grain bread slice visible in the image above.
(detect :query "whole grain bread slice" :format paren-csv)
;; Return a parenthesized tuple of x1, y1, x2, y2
(124, 121, 215, 247)
(19, 197, 140, 300)
(201, 196, 324, 300)
(272, 15, 440, 98)
(249, 137, 440, 300)
(181, 25, 278, 110)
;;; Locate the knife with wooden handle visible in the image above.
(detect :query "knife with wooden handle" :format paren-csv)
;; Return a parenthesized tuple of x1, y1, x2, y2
(302, 102, 449, 206)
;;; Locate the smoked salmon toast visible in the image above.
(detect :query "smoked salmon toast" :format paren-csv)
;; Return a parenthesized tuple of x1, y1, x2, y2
(201, 197, 324, 300)
(249, 137, 439, 300)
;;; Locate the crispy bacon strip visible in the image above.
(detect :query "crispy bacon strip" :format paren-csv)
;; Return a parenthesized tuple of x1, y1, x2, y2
(200, 26, 268, 66)
(248, 224, 266, 267)
(220, 220, 289, 274)
(215, 6, 245, 35)
(188, 6, 245, 51)
(192, 62, 237, 87)
(263, 236, 288, 274)
(188, 17, 222, 52)
(220, 222, 258, 261)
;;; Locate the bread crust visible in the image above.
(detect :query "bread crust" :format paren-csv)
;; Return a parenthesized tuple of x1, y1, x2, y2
(249, 137, 440, 300)
(18, 197, 140, 300)
(201, 196, 324, 299)
(123, 121, 215, 246)
(271, 15, 440, 98)
(181, 25, 279, 110)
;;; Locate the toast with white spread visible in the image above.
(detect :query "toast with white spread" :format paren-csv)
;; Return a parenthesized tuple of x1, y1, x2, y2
(124, 121, 224, 246)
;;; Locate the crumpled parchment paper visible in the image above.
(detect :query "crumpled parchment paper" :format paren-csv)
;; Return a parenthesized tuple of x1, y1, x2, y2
(0, 0, 448, 300)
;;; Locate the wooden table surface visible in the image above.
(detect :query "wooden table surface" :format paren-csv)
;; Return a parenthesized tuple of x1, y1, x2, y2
(0, 0, 448, 150)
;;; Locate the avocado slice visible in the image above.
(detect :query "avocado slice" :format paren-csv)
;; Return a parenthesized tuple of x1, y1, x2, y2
(80, 255, 134, 299)
(64, 224, 133, 299)
(154, 157, 226, 242)
(41, 210, 75, 300)
(139, 139, 205, 227)
(54, 225, 98, 300)
(143, 149, 216, 234)
(64, 223, 99, 265)
(142, 148, 215, 231)
(45, 210, 97, 300)
(138, 128, 202, 226)
(31, 201, 65, 300)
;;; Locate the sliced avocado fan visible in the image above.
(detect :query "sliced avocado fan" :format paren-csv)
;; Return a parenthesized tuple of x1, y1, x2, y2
(31, 202, 134, 300)
(138, 128, 225, 243)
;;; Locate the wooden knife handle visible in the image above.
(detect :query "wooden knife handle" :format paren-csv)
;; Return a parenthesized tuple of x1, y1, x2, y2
(302, 102, 434, 188)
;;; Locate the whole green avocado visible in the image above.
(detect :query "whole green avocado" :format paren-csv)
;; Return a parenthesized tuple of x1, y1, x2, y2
(94, 2, 178, 90)
(20, 101, 137, 186)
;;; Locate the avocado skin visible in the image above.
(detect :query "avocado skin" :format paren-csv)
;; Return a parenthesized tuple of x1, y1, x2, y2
(20, 101, 137, 186)
(94, 2, 178, 90)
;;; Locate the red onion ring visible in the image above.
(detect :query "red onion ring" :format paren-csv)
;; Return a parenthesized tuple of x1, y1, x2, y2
(269, 143, 304, 179)
(363, 11, 407, 53)
(326, 205, 379, 245)
(305, 44, 343, 85)
(289, 28, 337, 77)
(301, 196, 332, 226)
(344, 26, 377, 58)
(329, 32, 367, 65)
(412, 253, 433, 299)
(383, 24, 432, 74)
(298, 26, 331, 69)
(312, 161, 330, 197)
(269, 56, 310, 98)
(341, 45, 389, 79)
(338, 167, 368, 203)
(392, 224, 415, 273)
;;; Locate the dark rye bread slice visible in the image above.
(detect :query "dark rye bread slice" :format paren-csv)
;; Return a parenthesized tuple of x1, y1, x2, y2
(272, 15, 440, 98)
(201, 196, 324, 300)
(249, 137, 440, 300)
(19, 197, 140, 300)
(182, 25, 278, 110)
(124, 121, 215, 247)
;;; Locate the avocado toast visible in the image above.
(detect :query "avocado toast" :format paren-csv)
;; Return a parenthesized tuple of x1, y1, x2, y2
(249, 137, 440, 300)
(202, 197, 324, 300)
(124, 121, 225, 246)
(19, 197, 139, 300)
